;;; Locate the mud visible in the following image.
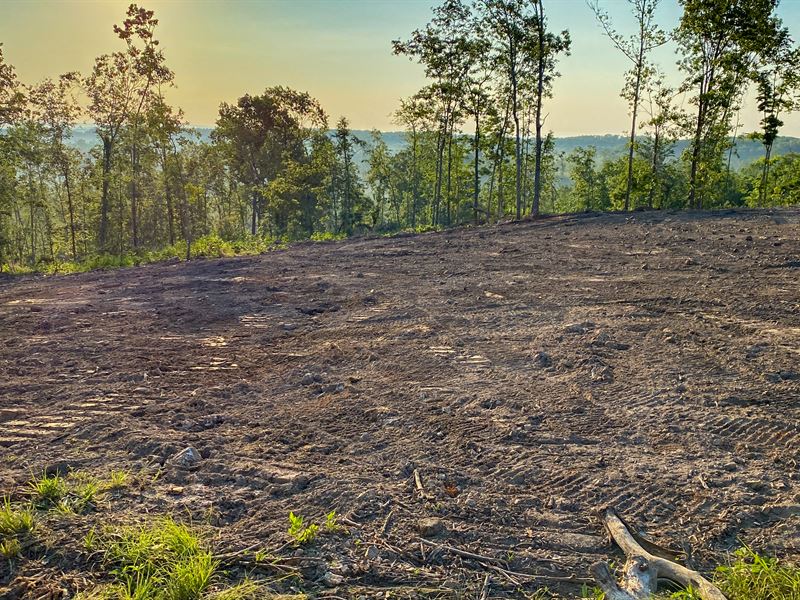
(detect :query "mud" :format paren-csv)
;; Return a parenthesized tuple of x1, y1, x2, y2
(1, 209, 799, 598)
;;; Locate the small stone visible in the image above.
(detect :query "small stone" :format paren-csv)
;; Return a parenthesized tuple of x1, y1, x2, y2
(323, 572, 344, 587)
(171, 446, 202, 468)
(684, 258, 695, 266)
(565, 321, 595, 334)
(365, 545, 379, 560)
(30, 305, 43, 313)
(417, 517, 444, 537)
(533, 351, 552, 368)
(300, 372, 315, 386)
(282, 322, 298, 331)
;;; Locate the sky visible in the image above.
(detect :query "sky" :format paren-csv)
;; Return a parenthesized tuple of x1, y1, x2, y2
(1, 0, 799, 137)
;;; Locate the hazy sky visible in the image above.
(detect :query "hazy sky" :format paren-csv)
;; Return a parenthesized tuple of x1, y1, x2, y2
(1, 0, 799, 136)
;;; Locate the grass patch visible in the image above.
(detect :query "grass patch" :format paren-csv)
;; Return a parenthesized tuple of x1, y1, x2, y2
(106, 471, 131, 490)
(715, 546, 800, 600)
(88, 517, 217, 599)
(29, 473, 68, 508)
(0, 497, 35, 561)
(0, 497, 35, 538)
(28, 471, 104, 514)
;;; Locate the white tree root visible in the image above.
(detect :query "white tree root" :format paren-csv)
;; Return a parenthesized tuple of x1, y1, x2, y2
(591, 508, 728, 600)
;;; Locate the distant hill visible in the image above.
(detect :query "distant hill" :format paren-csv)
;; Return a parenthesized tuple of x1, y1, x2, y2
(63, 126, 799, 171)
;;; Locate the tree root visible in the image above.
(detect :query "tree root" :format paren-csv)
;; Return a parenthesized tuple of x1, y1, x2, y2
(591, 508, 728, 600)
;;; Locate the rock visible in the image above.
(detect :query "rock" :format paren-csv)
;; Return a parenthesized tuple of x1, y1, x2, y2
(323, 572, 344, 587)
(565, 321, 595, 334)
(684, 258, 695, 266)
(365, 545, 380, 560)
(533, 351, 552, 368)
(171, 446, 202, 469)
(300, 372, 316, 386)
(417, 517, 444, 537)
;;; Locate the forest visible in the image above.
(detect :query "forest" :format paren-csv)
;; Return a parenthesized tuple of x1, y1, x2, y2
(0, 0, 798, 272)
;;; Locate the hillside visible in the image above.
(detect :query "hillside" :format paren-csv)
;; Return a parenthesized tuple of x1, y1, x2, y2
(64, 126, 800, 171)
(1, 208, 799, 598)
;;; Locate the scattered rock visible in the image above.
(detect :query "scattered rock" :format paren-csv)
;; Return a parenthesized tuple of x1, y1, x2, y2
(323, 572, 344, 587)
(533, 351, 552, 368)
(365, 545, 380, 560)
(565, 321, 596, 334)
(170, 446, 202, 469)
(417, 517, 444, 537)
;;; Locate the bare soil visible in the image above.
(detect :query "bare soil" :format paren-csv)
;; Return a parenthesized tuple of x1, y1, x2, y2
(1, 209, 799, 598)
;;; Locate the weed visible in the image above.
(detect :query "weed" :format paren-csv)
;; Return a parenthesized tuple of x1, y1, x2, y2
(580, 584, 604, 599)
(287, 512, 318, 545)
(84, 527, 97, 551)
(29, 472, 68, 507)
(323, 510, 342, 533)
(0, 537, 21, 559)
(73, 479, 101, 512)
(0, 498, 35, 537)
(715, 546, 800, 600)
(107, 470, 131, 489)
(97, 517, 216, 600)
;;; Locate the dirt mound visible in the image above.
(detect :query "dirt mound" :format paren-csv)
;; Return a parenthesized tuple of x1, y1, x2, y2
(1, 209, 799, 597)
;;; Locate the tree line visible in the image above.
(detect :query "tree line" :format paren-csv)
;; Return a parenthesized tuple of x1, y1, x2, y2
(0, 0, 798, 270)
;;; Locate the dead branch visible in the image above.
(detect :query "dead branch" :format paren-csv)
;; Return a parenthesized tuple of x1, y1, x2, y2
(592, 508, 727, 600)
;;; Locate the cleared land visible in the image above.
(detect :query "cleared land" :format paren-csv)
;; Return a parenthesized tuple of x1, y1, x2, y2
(1, 209, 799, 598)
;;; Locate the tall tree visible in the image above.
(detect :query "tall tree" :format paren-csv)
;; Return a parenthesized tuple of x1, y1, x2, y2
(114, 4, 174, 250)
(28, 73, 83, 258)
(531, 0, 570, 216)
(590, 0, 666, 212)
(750, 38, 800, 205)
(214, 87, 327, 236)
(676, 0, 786, 209)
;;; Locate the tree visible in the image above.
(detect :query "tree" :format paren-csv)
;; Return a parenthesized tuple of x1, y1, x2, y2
(590, 0, 666, 212)
(28, 73, 83, 259)
(531, 0, 570, 216)
(750, 39, 800, 205)
(393, 0, 475, 227)
(0, 44, 25, 127)
(567, 146, 598, 212)
(84, 51, 136, 251)
(113, 4, 174, 250)
(214, 87, 327, 236)
(676, 0, 786, 209)
(332, 117, 368, 236)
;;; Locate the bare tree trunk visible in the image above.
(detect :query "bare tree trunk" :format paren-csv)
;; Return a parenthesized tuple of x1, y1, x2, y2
(473, 112, 480, 225)
(64, 166, 77, 260)
(99, 136, 113, 252)
(532, 0, 546, 217)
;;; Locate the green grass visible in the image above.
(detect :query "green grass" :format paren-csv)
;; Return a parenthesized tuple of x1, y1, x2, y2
(0, 497, 35, 537)
(0, 497, 35, 561)
(29, 473, 68, 508)
(715, 546, 800, 600)
(106, 471, 131, 490)
(93, 517, 216, 600)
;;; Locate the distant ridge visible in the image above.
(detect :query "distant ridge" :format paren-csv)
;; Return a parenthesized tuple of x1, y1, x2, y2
(63, 125, 799, 171)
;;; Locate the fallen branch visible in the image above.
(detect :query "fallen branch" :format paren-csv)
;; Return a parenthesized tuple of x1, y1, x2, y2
(591, 508, 727, 600)
(419, 538, 592, 585)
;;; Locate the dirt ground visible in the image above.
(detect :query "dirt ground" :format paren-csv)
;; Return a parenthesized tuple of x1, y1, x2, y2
(1, 209, 799, 598)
